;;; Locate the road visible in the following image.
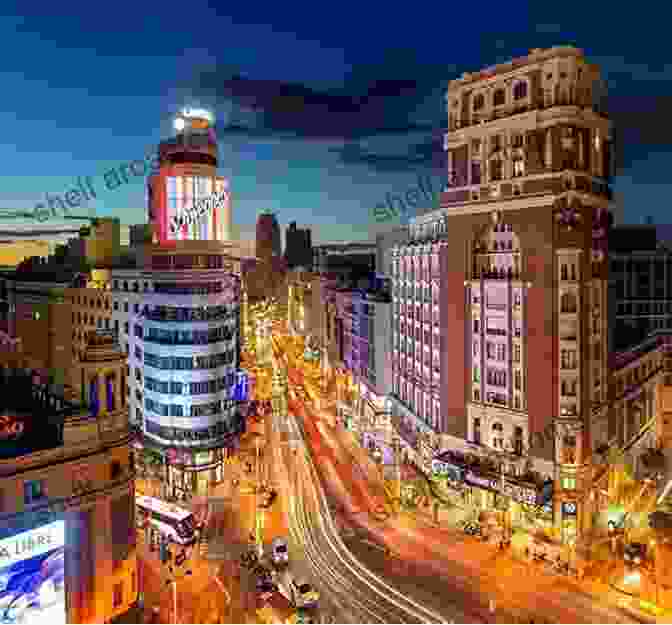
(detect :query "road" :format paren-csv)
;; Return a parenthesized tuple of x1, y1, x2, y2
(269, 353, 463, 623)
(273, 332, 649, 624)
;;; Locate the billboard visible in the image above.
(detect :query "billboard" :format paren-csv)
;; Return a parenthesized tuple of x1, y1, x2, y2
(0, 521, 66, 625)
(165, 176, 229, 242)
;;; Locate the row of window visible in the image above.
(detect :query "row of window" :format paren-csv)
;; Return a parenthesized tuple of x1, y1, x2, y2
(144, 397, 235, 417)
(145, 375, 234, 395)
(146, 305, 237, 322)
(144, 417, 239, 441)
(144, 351, 235, 370)
(153, 282, 232, 295)
(143, 326, 235, 345)
(150, 255, 229, 270)
(113, 280, 151, 292)
(617, 302, 672, 315)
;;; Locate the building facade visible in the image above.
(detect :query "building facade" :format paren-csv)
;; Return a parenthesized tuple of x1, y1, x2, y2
(609, 224, 672, 351)
(284, 222, 312, 269)
(0, 345, 137, 624)
(312, 242, 376, 279)
(391, 47, 614, 543)
(128, 244, 245, 498)
(256, 212, 281, 259)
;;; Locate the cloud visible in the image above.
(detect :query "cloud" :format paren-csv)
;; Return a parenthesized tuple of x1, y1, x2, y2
(202, 74, 438, 142)
(330, 135, 445, 173)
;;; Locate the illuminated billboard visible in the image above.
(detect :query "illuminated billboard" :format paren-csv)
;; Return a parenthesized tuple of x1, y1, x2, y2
(0, 521, 66, 625)
(165, 176, 229, 242)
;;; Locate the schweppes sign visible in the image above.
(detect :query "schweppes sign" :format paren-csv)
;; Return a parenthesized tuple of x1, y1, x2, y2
(169, 189, 230, 235)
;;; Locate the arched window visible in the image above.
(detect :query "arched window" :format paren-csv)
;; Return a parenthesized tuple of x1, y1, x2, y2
(473, 94, 485, 110)
(561, 292, 577, 313)
(514, 426, 524, 455)
(513, 81, 527, 100)
(123, 281, 128, 292)
(493, 89, 505, 106)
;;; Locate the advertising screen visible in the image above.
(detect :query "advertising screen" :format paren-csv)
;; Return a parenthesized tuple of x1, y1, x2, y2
(165, 176, 229, 242)
(0, 521, 66, 625)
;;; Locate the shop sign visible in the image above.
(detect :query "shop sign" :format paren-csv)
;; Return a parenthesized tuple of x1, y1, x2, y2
(562, 502, 577, 516)
(464, 470, 499, 491)
(502, 480, 538, 506)
(195, 451, 212, 466)
(0, 415, 25, 440)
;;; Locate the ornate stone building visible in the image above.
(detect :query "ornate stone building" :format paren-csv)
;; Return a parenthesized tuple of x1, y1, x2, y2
(391, 46, 614, 542)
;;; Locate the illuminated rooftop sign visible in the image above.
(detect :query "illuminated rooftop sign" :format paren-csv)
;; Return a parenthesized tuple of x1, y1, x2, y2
(169, 189, 230, 236)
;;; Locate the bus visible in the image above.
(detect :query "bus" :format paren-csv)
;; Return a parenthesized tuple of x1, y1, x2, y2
(135, 495, 197, 545)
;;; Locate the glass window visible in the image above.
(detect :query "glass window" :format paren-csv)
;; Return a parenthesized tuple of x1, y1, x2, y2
(24, 479, 46, 504)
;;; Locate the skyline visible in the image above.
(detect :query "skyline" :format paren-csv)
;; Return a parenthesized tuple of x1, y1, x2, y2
(0, 5, 668, 245)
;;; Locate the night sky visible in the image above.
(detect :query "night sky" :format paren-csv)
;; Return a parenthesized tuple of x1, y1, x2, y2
(0, 2, 668, 244)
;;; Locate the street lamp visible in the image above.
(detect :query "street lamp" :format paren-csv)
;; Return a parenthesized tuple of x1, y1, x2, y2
(166, 570, 192, 624)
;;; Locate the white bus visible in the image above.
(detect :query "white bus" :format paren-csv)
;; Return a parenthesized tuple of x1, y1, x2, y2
(135, 495, 197, 545)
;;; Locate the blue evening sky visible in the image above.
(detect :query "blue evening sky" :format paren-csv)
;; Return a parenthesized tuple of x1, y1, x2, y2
(0, 2, 669, 244)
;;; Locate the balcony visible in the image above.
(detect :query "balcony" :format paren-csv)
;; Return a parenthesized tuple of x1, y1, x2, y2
(472, 268, 521, 281)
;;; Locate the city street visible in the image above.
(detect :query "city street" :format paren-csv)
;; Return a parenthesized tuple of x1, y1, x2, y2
(274, 332, 654, 624)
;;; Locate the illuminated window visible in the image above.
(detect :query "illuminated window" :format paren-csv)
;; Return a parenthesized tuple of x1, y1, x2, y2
(113, 582, 123, 608)
(24, 479, 46, 505)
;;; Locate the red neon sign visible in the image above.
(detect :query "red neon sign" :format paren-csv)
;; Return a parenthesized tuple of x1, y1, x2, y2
(0, 415, 25, 439)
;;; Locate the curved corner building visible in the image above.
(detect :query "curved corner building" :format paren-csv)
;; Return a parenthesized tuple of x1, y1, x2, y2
(129, 251, 245, 497)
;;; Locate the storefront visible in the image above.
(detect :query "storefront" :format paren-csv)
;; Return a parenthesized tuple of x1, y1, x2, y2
(432, 451, 554, 531)
(561, 501, 578, 542)
(361, 430, 394, 465)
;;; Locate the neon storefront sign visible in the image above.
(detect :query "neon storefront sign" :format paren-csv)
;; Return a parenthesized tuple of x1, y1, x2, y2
(169, 189, 230, 235)
(0, 415, 25, 440)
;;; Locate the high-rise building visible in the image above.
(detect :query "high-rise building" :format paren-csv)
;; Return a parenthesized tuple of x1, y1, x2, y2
(284, 222, 312, 268)
(391, 47, 614, 544)
(127, 244, 246, 497)
(256, 211, 281, 259)
(148, 108, 232, 244)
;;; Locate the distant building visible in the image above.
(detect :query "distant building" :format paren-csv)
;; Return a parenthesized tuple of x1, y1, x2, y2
(256, 212, 281, 259)
(609, 224, 672, 351)
(284, 222, 312, 268)
(312, 242, 376, 281)
(375, 227, 409, 279)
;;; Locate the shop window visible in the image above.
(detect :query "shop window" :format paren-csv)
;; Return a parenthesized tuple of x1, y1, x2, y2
(113, 582, 123, 608)
(561, 477, 576, 490)
(24, 479, 46, 505)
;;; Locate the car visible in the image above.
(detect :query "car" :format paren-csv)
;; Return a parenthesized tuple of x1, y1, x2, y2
(291, 578, 319, 609)
(624, 542, 647, 565)
(271, 538, 289, 566)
